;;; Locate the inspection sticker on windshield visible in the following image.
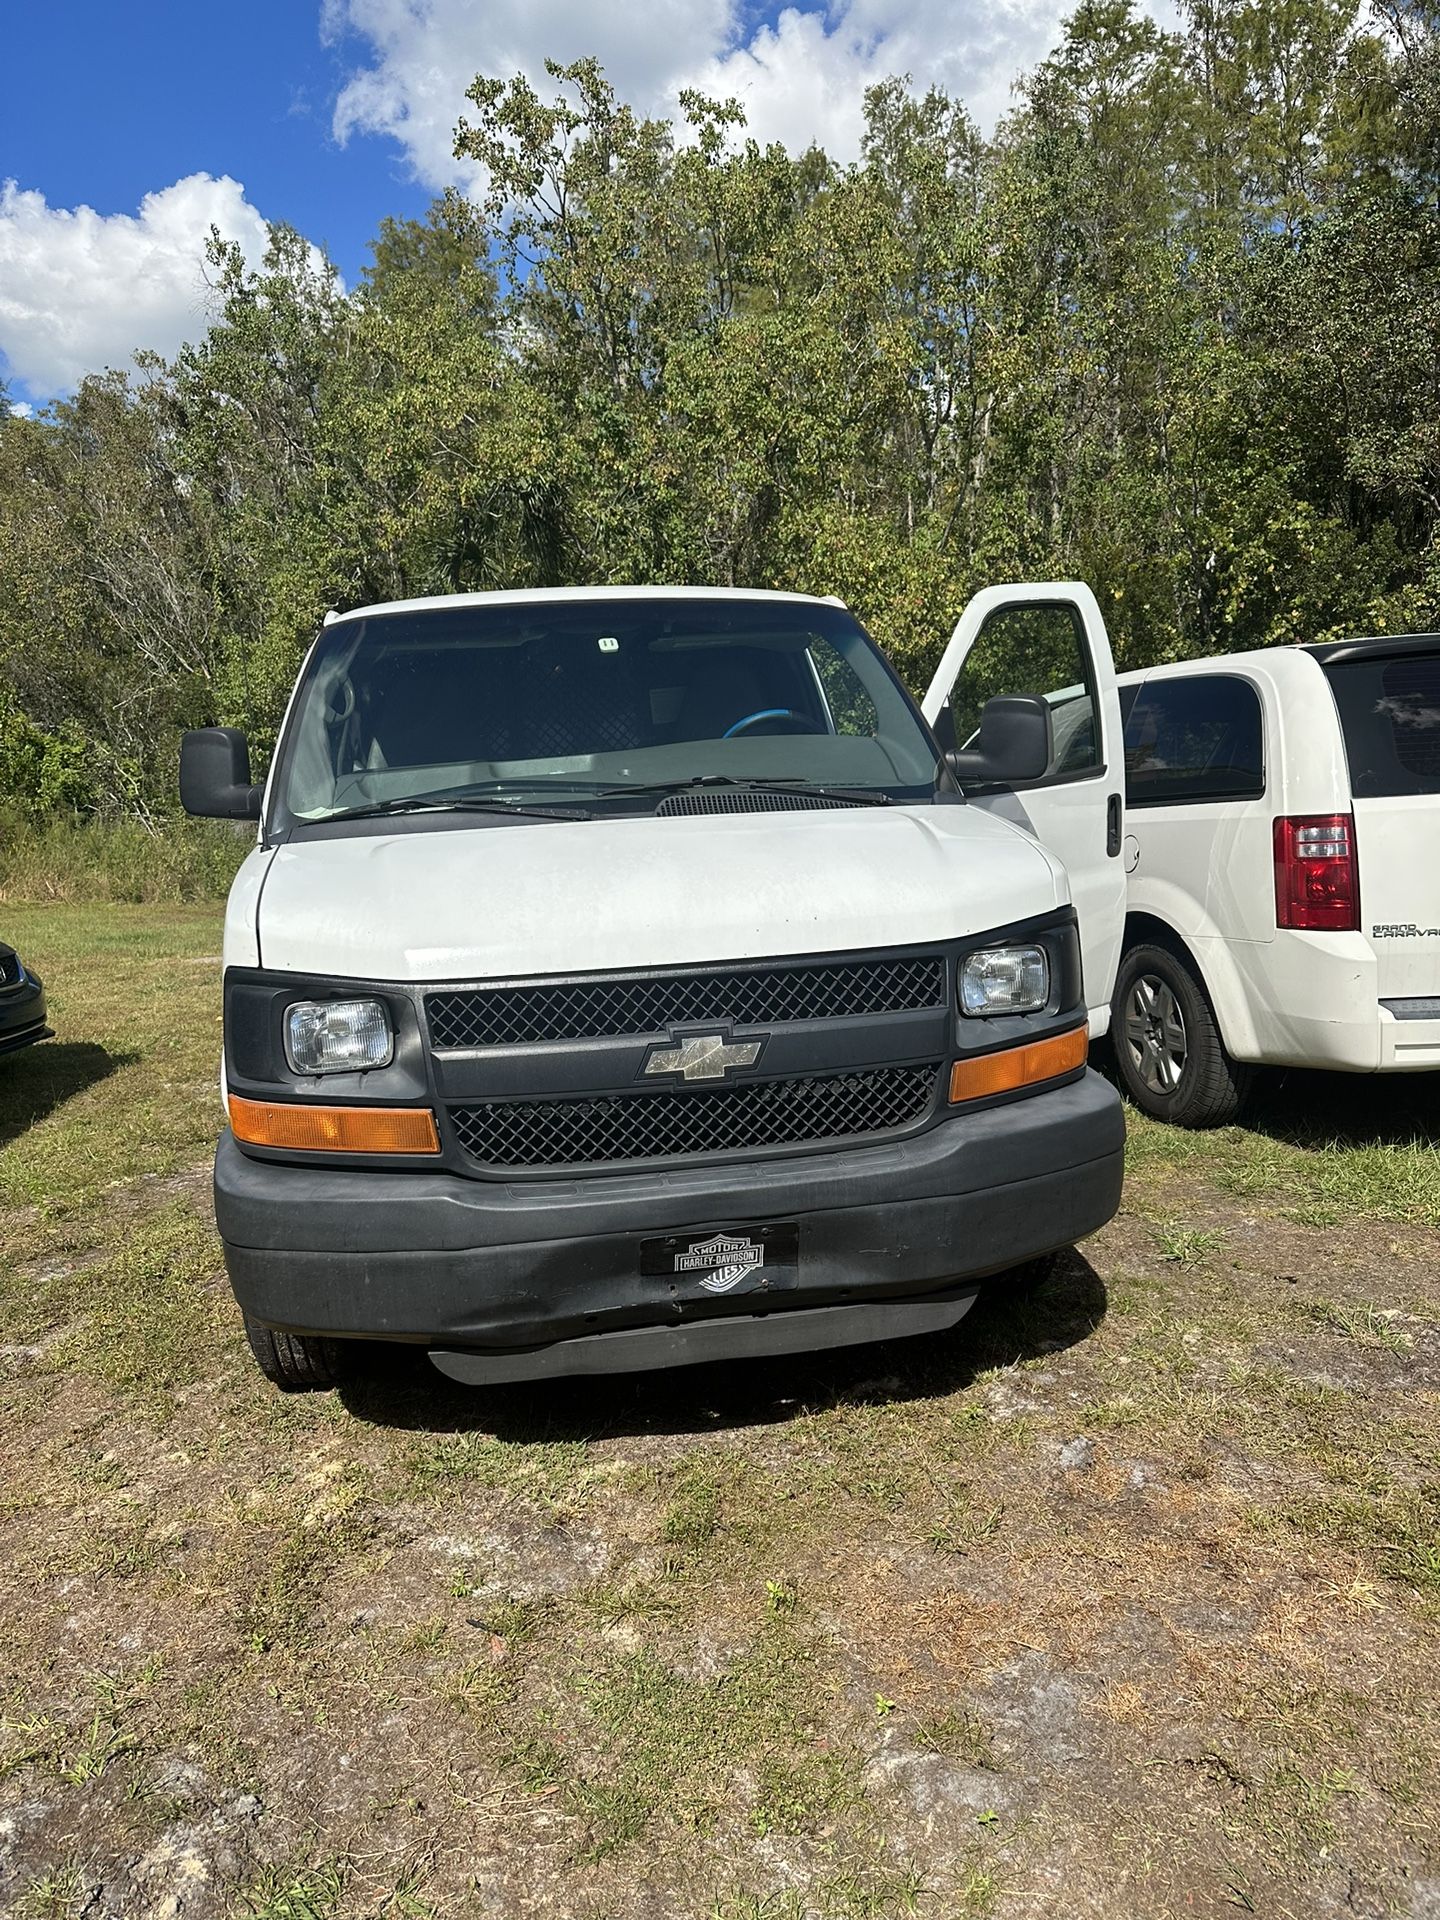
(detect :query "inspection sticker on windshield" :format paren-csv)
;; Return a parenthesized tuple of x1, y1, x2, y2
(641, 1223, 799, 1297)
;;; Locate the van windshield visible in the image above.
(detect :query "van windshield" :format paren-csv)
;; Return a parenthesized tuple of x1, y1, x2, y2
(1322, 646, 1440, 798)
(271, 597, 940, 827)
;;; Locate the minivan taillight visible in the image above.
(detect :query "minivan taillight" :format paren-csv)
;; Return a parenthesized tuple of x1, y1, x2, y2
(1273, 814, 1359, 931)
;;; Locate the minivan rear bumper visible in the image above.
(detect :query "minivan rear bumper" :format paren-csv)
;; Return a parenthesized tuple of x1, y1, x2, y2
(1378, 1004, 1440, 1071)
(215, 1070, 1125, 1373)
(1225, 930, 1440, 1071)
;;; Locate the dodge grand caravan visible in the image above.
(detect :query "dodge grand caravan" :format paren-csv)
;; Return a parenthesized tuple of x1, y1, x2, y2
(181, 585, 1129, 1389)
(1113, 634, 1440, 1125)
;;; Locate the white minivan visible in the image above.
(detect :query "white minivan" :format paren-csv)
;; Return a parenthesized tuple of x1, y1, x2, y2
(1112, 635, 1440, 1125)
(182, 583, 1131, 1391)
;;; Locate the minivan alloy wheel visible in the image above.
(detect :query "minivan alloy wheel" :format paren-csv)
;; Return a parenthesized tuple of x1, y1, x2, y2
(1110, 940, 1249, 1128)
(1125, 973, 1188, 1094)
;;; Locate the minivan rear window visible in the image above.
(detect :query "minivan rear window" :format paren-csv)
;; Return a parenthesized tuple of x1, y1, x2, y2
(1323, 651, 1440, 797)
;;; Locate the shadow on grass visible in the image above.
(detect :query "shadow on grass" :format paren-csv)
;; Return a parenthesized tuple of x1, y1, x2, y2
(0, 1040, 135, 1147)
(1092, 1034, 1437, 1151)
(337, 1249, 1107, 1441)
(1242, 1067, 1439, 1151)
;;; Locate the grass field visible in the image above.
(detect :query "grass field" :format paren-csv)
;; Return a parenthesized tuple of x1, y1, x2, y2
(2, 904, 1438, 1920)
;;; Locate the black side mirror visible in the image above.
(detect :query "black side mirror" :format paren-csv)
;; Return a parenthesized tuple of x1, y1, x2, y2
(180, 728, 263, 820)
(947, 694, 1052, 787)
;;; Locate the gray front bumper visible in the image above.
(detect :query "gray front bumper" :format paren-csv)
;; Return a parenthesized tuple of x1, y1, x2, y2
(0, 968, 50, 1056)
(215, 1070, 1124, 1362)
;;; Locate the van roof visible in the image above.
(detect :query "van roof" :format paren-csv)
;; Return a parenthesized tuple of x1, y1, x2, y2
(1117, 631, 1440, 684)
(1304, 632, 1440, 665)
(324, 586, 848, 626)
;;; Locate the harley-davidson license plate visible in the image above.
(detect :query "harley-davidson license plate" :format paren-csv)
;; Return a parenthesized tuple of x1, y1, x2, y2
(640, 1223, 800, 1299)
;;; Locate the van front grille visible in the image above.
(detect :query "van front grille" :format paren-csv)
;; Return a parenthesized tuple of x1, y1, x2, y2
(448, 1062, 940, 1169)
(427, 954, 947, 1050)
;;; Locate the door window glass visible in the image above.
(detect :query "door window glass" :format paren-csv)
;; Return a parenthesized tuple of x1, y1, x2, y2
(1122, 674, 1265, 805)
(942, 604, 1099, 777)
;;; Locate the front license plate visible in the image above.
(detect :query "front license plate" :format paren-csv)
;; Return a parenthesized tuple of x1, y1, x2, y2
(640, 1223, 800, 1299)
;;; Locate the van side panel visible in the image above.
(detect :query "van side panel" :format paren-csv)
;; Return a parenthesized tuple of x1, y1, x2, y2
(1120, 663, 1279, 1063)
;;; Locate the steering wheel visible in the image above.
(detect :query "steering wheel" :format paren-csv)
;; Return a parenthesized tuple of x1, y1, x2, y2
(722, 708, 826, 738)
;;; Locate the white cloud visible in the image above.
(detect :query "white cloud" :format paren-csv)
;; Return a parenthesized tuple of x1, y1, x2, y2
(680, 0, 1080, 151)
(324, 0, 739, 188)
(322, 0, 1139, 190)
(0, 173, 273, 400)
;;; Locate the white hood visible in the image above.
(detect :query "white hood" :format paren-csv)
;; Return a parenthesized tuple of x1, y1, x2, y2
(252, 805, 1066, 981)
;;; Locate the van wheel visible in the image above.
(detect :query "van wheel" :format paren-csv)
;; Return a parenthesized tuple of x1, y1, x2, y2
(1111, 943, 1248, 1128)
(243, 1315, 347, 1391)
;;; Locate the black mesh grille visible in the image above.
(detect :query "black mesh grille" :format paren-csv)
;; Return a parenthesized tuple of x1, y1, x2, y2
(654, 789, 863, 817)
(0, 951, 20, 988)
(449, 1063, 940, 1168)
(427, 954, 946, 1049)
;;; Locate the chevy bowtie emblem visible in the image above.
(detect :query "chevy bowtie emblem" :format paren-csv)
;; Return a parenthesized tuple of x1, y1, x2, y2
(642, 1032, 764, 1082)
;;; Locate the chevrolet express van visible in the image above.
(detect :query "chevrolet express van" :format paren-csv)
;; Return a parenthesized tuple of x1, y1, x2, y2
(181, 584, 1129, 1389)
(1113, 634, 1440, 1125)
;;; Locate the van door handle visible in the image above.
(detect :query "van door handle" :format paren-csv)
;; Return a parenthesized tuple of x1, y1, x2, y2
(1106, 793, 1122, 857)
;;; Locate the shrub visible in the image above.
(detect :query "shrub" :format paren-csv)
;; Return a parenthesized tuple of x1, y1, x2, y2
(0, 695, 97, 814)
(0, 807, 248, 904)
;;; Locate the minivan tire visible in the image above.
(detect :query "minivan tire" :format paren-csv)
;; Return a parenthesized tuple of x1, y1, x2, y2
(244, 1315, 347, 1391)
(1111, 941, 1249, 1128)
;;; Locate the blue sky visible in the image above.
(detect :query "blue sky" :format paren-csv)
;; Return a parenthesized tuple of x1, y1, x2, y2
(0, 0, 1095, 409)
(3, 3, 429, 292)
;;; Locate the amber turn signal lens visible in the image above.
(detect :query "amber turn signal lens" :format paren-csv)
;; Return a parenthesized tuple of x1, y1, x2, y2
(228, 1096, 440, 1154)
(949, 1023, 1088, 1104)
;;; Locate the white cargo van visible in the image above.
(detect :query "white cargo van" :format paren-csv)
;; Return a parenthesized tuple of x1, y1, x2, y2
(1113, 635, 1440, 1125)
(181, 584, 1129, 1390)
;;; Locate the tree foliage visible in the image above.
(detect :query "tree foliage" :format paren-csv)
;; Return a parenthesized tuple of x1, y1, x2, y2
(3, 0, 1440, 811)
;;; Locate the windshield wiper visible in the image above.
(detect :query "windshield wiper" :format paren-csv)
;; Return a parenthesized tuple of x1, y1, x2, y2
(315, 795, 592, 824)
(597, 775, 889, 806)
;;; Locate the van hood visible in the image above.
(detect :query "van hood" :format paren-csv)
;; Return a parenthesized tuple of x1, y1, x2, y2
(253, 805, 1066, 981)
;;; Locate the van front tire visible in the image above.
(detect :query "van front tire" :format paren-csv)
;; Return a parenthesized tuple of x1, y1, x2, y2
(1112, 942, 1248, 1128)
(243, 1315, 347, 1391)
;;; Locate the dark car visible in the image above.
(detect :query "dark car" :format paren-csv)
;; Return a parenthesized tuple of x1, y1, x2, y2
(0, 943, 51, 1056)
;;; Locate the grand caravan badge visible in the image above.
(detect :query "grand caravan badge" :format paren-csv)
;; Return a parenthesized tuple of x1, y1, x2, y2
(674, 1232, 766, 1293)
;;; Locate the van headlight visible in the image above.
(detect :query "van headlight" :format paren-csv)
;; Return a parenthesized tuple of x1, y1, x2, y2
(285, 998, 394, 1074)
(960, 946, 1050, 1016)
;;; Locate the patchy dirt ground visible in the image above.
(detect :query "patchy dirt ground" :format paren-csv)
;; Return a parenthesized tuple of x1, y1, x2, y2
(1, 907, 1438, 1920)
